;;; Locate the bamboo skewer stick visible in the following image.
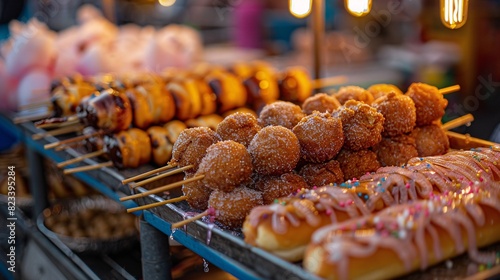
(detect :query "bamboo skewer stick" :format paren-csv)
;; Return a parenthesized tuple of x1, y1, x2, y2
(63, 161, 113, 174)
(126, 196, 188, 213)
(171, 207, 216, 229)
(311, 75, 348, 89)
(55, 142, 80, 151)
(131, 165, 194, 188)
(57, 150, 106, 168)
(32, 125, 83, 140)
(446, 131, 500, 148)
(44, 131, 100, 150)
(120, 174, 204, 202)
(122, 163, 178, 184)
(13, 112, 53, 124)
(438, 84, 460, 95)
(35, 117, 79, 129)
(441, 114, 474, 131)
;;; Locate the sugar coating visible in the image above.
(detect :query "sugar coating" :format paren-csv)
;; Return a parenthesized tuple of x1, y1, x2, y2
(258, 101, 305, 129)
(248, 126, 301, 175)
(411, 124, 450, 157)
(251, 172, 309, 204)
(406, 83, 448, 126)
(301, 93, 341, 115)
(217, 112, 261, 147)
(299, 159, 344, 187)
(335, 86, 374, 105)
(170, 127, 220, 171)
(197, 140, 253, 192)
(336, 149, 380, 181)
(372, 92, 416, 137)
(209, 187, 263, 229)
(374, 135, 418, 167)
(182, 174, 212, 210)
(293, 111, 344, 163)
(367, 84, 403, 100)
(333, 100, 384, 151)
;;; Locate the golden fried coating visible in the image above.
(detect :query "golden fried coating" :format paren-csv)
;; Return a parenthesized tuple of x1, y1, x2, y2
(292, 111, 344, 163)
(182, 174, 212, 210)
(301, 93, 341, 115)
(209, 187, 263, 229)
(367, 84, 403, 100)
(334, 86, 374, 105)
(251, 173, 309, 204)
(258, 101, 305, 129)
(248, 126, 301, 175)
(216, 112, 261, 147)
(299, 159, 344, 187)
(333, 100, 384, 151)
(170, 127, 220, 172)
(336, 149, 380, 181)
(406, 83, 448, 126)
(372, 92, 416, 137)
(196, 140, 253, 192)
(411, 124, 450, 157)
(374, 135, 418, 167)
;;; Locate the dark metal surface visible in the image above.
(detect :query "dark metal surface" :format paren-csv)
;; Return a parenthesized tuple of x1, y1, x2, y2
(140, 219, 172, 280)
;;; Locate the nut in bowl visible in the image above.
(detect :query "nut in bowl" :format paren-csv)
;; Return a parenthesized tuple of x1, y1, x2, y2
(37, 196, 139, 254)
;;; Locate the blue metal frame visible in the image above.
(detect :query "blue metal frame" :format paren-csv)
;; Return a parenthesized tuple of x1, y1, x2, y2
(0, 262, 14, 280)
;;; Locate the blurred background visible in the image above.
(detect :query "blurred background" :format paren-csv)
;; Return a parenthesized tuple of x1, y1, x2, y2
(0, 0, 499, 140)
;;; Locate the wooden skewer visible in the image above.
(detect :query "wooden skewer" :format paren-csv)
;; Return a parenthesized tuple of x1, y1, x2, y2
(441, 114, 474, 131)
(13, 112, 53, 124)
(446, 131, 500, 148)
(122, 163, 178, 184)
(35, 116, 79, 129)
(131, 165, 194, 188)
(44, 131, 100, 150)
(438, 84, 460, 95)
(171, 207, 216, 229)
(18, 100, 51, 111)
(120, 174, 204, 202)
(126, 196, 187, 213)
(63, 161, 113, 174)
(57, 150, 106, 168)
(55, 142, 80, 151)
(311, 75, 348, 89)
(32, 125, 83, 140)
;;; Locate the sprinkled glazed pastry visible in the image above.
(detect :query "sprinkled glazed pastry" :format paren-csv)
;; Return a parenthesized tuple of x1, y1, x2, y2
(242, 147, 500, 262)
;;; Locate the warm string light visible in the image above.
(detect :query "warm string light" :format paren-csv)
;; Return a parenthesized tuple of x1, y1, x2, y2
(344, 0, 372, 17)
(158, 0, 176, 7)
(289, 0, 312, 18)
(441, 0, 468, 29)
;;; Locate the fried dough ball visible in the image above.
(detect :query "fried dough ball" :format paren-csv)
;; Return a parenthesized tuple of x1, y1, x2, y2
(216, 112, 261, 147)
(170, 127, 220, 172)
(301, 93, 341, 115)
(196, 140, 253, 192)
(411, 124, 450, 157)
(258, 101, 305, 129)
(333, 100, 384, 151)
(374, 135, 418, 167)
(209, 187, 263, 229)
(334, 86, 374, 105)
(252, 173, 309, 204)
(406, 82, 448, 126)
(336, 149, 380, 181)
(248, 126, 300, 175)
(367, 84, 403, 100)
(182, 174, 212, 210)
(299, 159, 344, 187)
(292, 111, 344, 163)
(371, 92, 416, 137)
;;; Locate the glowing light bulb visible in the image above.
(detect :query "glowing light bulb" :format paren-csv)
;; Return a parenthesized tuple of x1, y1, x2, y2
(289, 0, 312, 18)
(441, 0, 468, 29)
(344, 0, 372, 17)
(159, 0, 176, 7)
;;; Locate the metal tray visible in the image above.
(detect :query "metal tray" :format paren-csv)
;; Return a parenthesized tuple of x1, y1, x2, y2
(37, 196, 139, 254)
